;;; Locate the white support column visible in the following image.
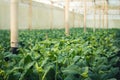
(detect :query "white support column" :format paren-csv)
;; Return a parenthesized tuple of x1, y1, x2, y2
(72, 9, 75, 28)
(99, 9, 101, 29)
(10, 0, 18, 54)
(50, 1, 53, 30)
(65, 0, 69, 36)
(102, 2, 105, 29)
(84, 0, 86, 32)
(93, 3, 96, 32)
(105, 0, 108, 29)
(79, 2, 82, 28)
(78, 11, 81, 27)
(28, 0, 32, 30)
(64, 6, 65, 29)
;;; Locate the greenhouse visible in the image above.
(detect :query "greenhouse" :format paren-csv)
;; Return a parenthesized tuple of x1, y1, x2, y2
(0, 0, 120, 80)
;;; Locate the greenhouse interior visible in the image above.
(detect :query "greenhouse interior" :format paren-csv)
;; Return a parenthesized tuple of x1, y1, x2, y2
(0, 0, 120, 80)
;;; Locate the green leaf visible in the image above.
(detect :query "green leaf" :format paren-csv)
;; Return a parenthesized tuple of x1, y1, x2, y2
(19, 61, 35, 80)
(62, 65, 80, 75)
(81, 67, 89, 78)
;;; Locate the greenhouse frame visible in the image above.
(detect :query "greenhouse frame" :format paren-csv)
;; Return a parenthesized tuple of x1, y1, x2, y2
(0, 0, 120, 80)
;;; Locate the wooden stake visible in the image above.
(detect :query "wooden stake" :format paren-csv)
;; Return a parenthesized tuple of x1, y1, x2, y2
(84, 0, 86, 32)
(28, 0, 32, 30)
(65, 0, 69, 36)
(10, 0, 18, 54)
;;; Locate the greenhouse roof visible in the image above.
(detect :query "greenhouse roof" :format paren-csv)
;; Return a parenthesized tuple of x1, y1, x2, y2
(4, 0, 120, 16)
(30, 0, 120, 15)
(31, 0, 120, 13)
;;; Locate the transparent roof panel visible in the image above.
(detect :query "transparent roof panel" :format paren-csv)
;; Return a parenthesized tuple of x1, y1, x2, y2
(32, 0, 120, 9)
(32, 0, 120, 14)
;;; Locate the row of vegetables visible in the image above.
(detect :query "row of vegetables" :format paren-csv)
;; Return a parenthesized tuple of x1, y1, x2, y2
(0, 28, 120, 80)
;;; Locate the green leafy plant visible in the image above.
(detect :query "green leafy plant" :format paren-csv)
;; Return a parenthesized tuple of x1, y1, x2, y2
(0, 28, 119, 80)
